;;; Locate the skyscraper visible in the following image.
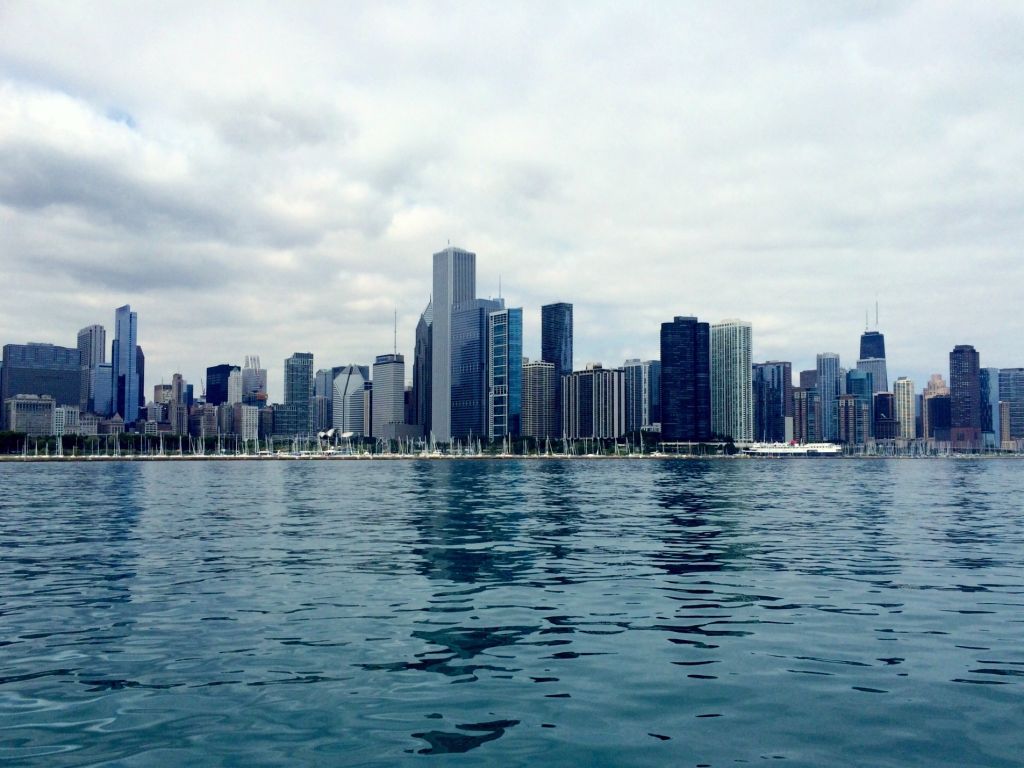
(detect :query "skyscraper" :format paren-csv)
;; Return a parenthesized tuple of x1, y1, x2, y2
(451, 297, 503, 441)
(752, 361, 792, 443)
(660, 316, 711, 442)
(793, 386, 820, 444)
(413, 301, 433, 437)
(372, 354, 406, 439)
(487, 308, 523, 441)
(241, 356, 268, 408)
(893, 376, 916, 439)
(205, 364, 238, 406)
(77, 324, 106, 410)
(845, 368, 874, 443)
(921, 374, 949, 441)
(279, 352, 313, 436)
(563, 364, 624, 440)
(623, 359, 662, 434)
(710, 320, 752, 442)
(0, 343, 81, 429)
(522, 361, 556, 440)
(873, 392, 898, 440)
(541, 302, 573, 436)
(949, 344, 981, 449)
(998, 368, 1024, 440)
(857, 329, 888, 393)
(111, 305, 139, 423)
(431, 246, 476, 443)
(332, 365, 369, 436)
(816, 353, 841, 441)
(979, 368, 1001, 449)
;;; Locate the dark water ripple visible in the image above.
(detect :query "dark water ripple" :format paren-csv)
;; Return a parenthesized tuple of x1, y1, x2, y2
(2, 459, 1023, 766)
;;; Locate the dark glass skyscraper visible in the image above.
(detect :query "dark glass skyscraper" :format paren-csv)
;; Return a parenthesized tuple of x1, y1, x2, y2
(206, 364, 238, 406)
(752, 361, 792, 442)
(859, 331, 886, 361)
(111, 304, 139, 423)
(451, 298, 503, 441)
(278, 352, 314, 436)
(413, 300, 433, 437)
(542, 302, 573, 436)
(998, 368, 1024, 440)
(950, 344, 981, 448)
(660, 316, 711, 442)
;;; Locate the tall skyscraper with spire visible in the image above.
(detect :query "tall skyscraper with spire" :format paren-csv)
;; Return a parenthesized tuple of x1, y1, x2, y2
(856, 305, 888, 394)
(431, 246, 476, 443)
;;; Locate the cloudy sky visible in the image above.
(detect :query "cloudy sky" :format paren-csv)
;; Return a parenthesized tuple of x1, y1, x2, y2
(1, 1, 1021, 398)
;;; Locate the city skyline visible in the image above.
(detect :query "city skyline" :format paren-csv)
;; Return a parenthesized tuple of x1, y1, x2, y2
(2, 4, 1023, 398)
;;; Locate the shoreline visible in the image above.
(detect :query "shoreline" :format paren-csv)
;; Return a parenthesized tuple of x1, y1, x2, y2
(1, 453, 1021, 463)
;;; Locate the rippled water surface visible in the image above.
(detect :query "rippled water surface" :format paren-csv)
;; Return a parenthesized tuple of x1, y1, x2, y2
(2, 459, 1023, 766)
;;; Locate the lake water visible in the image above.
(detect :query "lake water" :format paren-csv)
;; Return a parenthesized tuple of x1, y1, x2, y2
(1, 459, 1022, 766)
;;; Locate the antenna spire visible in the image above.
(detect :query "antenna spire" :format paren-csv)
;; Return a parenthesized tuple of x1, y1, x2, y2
(875, 299, 879, 329)
(393, 308, 397, 355)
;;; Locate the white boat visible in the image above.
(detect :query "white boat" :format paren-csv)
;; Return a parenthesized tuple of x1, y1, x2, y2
(741, 442, 843, 457)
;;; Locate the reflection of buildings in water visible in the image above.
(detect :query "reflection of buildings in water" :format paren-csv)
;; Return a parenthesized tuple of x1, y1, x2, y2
(408, 461, 536, 585)
(650, 462, 748, 576)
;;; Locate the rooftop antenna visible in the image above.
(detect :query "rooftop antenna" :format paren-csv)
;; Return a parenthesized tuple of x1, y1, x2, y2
(393, 308, 397, 355)
(499, 273, 502, 300)
(875, 298, 879, 329)
(865, 309, 869, 332)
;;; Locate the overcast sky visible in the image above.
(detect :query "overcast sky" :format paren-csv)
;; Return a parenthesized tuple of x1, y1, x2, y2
(2, 1, 1021, 398)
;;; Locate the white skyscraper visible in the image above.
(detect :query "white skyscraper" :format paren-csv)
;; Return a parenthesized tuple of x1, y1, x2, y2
(371, 354, 405, 439)
(711, 319, 753, 442)
(894, 377, 916, 439)
(332, 365, 369, 436)
(227, 369, 242, 405)
(430, 246, 476, 443)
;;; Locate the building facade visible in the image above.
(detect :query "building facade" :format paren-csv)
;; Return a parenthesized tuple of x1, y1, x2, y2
(623, 359, 662, 434)
(563, 365, 624, 440)
(893, 376, 916, 439)
(522, 361, 556, 440)
(816, 353, 841, 441)
(541, 302, 573, 436)
(450, 297, 503, 442)
(431, 246, 476, 443)
(332, 365, 369, 436)
(111, 305, 139, 423)
(660, 316, 711, 443)
(0, 343, 81, 429)
(949, 345, 981, 448)
(413, 301, 432, 437)
(487, 308, 523, 441)
(372, 354, 406, 439)
(711, 320, 752, 442)
(752, 361, 792, 443)
(998, 368, 1024, 440)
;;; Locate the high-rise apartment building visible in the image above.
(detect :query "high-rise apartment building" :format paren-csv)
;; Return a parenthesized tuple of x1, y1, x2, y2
(816, 353, 841, 441)
(623, 359, 662, 434)
(277, 352, 313, 436)
(77, 324, 106, 411)
(563, 364, 624, 440)
(660, 316, 711, 442)
(522, 361, 556, 440)
(893, 376, 916, 439)
(487, 308, 523, 441)
(793, 387, 820, 444)
(372, 354, 406, 439)
(541, 302, 573, 436)
(949, 345, 981, 448)
(998, 368, 1024, 439)
(710, 319, 752, 442)
(846, 368, 874, 442)
(431, 246, 476, 443)
(111, 305, 139, 423)
(979, 368, 1001, 449)
(752, 361, 792, 442)
(873, 392, 898, 440)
